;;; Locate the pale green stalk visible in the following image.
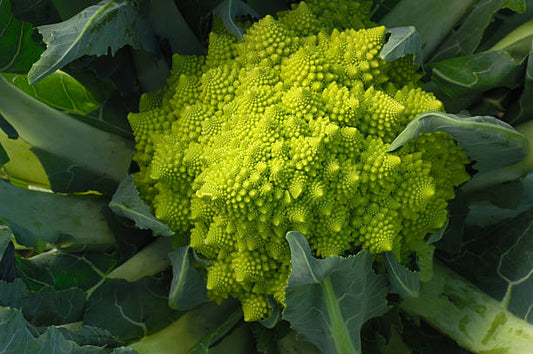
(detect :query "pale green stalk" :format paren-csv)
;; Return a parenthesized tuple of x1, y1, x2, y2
(401, 261, 533, 353)
(107, 236, 173, 282)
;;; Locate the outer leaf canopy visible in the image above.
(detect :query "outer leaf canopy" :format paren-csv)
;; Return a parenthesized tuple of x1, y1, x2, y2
(283, 232, 388, 354)
(28, 0, 156, 84)
(388, 111, 529, 172)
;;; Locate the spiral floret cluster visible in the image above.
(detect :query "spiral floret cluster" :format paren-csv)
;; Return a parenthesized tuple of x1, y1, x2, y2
(128, 0, 470, 321)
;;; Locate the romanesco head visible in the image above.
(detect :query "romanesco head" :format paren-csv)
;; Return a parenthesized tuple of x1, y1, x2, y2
(128, 1, 470, 322)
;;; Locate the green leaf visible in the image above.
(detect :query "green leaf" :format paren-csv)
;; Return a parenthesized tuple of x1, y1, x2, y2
(430, 0, 526, 62)
(0, 0, 44, 73)
(16, 250, 117, 291)
(0, 75, 133, 194)
(379, 0, 477, 58)
(84, 276, 181, 341)
(28, 0, 156, 84)
(0, 227, 16, 282)
(188, 308, 243, 354)
(145, 0, 203, 55)
(213, 0, 260, 40)
(168, 246, 209, 311)
(282, 232, 388, 354)
(0, 180, 116, 249)
(0, 278, 86, 326)
(384, 252, 419, 298)
(446, 208, 533, 324)
(381, 27, 423, 65)
(0, 225, 11, 260)
(10, 0, 61, 26)
(0, 307, 108, 353)
(388, 111, 528, 172)
(109, 174, 174, 237)
(2, 72, 99, 115)
(431, 50, 525, 99)
(54, 325, 122, 349)
(509, 44, 533, 123)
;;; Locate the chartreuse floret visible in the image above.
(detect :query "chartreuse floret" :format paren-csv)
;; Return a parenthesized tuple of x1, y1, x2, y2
(128, 1, 471, 322)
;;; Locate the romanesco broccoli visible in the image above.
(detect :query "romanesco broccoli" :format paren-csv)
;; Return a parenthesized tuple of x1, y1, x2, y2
(128, 0, 470, 321)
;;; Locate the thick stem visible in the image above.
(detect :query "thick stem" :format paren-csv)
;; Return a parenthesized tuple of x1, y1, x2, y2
(400, 261, 533, 353)
(129, 301, 250, 354)
(107, 236, 173, 282)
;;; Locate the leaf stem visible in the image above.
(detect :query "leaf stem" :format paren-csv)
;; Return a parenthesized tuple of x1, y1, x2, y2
(400, 260, 533, 353)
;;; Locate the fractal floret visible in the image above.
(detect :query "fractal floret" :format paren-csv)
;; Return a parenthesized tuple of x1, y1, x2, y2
(128, 0, 470, 321)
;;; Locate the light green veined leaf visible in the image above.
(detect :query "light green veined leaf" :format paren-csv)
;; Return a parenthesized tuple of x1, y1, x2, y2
(380, 26, 423, 65)
(283, 232, 388, 354)
(2, 72, 99, 115)
(384, 252, 419, 298)
(388, 111, 528, 173)
(28, 0, 156, 84)
(109, 175, 174, 237)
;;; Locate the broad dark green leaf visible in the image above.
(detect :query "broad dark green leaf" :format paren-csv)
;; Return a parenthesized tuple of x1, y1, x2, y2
(213, 0, 260, 40)
(10, 0, 61, 26)
(50, 0, 101, 20)
(0, 232, 16, 282)
(0, 180, 116, 249)
(466, 174, 533, 228)
(431, 50, 525, 99)
(16, 251, 117, 291)
(109, 174, 174, 237)
(2, 72, 99, 115)
(445, 207, 533, 324)
(282, 232, 388, 354)
(146, 0, 203, 54)
(388, 111, 528, 172)
(0, 0, 44, 73)
(379, 0, 477, 58)
(0, 307, 107, 353)
(84, 277, 180, 341)
(168, 246, 209, 311)
(0, 225, 10, 259)
(430, 0, 526, 62)
(384, 252, 419, 298)
(54, 326, 121, 349)
(28, 0, 156, 84)
(381, 27, 423, 65)
(188, 308, 243, 354)
(0, 278, 86, 325)
(510, 46, 533, 123)
(0, 75, 134, 194)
